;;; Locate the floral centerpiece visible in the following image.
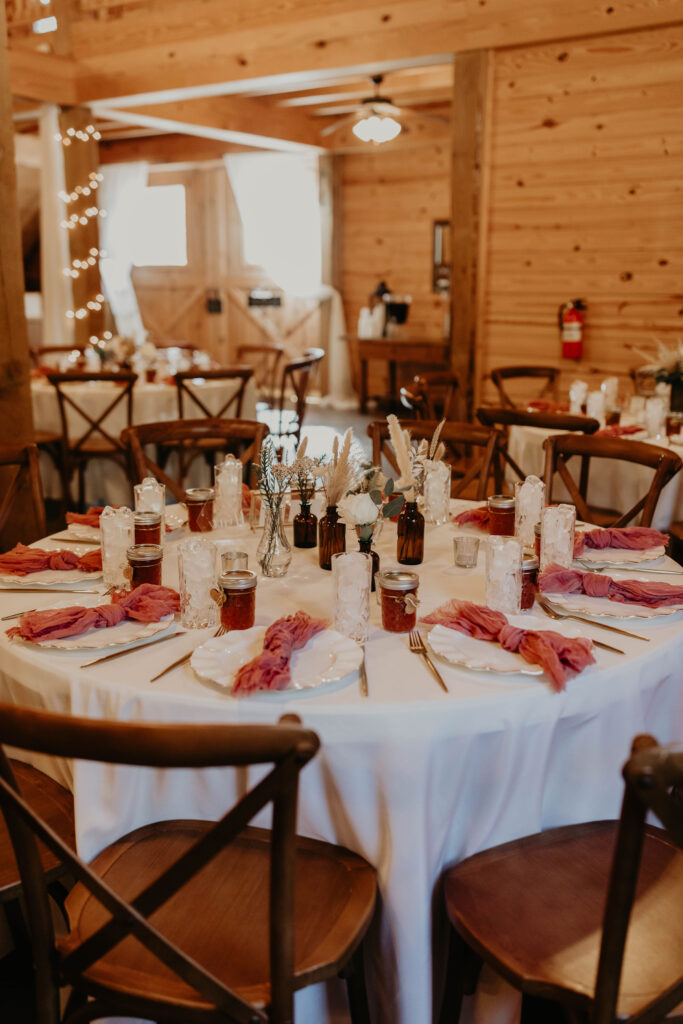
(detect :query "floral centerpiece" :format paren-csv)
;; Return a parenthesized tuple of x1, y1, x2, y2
(318, 429, 363, 570)
(634, 339, 683, 412)
(387, 416, 446, 563)
(339, 471, 404, 589)
(256, 438, 294, 577)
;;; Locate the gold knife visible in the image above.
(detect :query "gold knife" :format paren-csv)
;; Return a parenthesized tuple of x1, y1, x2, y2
(81, 631, 186, 667)
(359, 646, 368, 697)
(149, 650, 194, 683)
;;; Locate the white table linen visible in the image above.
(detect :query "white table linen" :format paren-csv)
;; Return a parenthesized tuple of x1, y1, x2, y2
(506, 424, 683, 529)
(31, 377, 257, 506)
(1, 507, 682, 1024)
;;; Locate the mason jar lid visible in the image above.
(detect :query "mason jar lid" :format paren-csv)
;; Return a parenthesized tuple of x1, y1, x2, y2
(488, 494, 516, 510)
(377, 569, 419, 592)
(126, 544, 163, 565)
(185, 487, 214, 502)
(219, 569, 258, 592)
(133, 510, 161, 526)
(522, 552, 539, 572)
(534, 522, 542, 537)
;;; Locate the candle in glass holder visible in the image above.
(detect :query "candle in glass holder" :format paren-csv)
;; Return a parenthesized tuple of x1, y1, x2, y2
(422, 460, 451, 525)
(214, 455, 244, 529)
(100, 506, 135, 589)
(485, 536, 522, 614)
(178, 536, 218, 628)
(332, 551, 371, 644)
(515, 475, 545, 550)
(134, 477, 166, 539)
(221, 550, 248, 572)
(540, 504, 576, 571)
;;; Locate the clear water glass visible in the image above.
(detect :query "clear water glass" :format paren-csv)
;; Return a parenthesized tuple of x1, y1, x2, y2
(214, 455, 244, 529)
(645, 397, 667, 440)
(100, 506, 134, 589)
(586, 390, 606, 425)
(178, 536, 218, 628)
(569, 379, 588, 415)
(515, 475, 545, 550)
(540, 504, 576, 571)
(453, 535, 480, 568)
(485, 535, 522, 614)
(332, 551, 371, 644)
(221, 550, 248, 572)
(422, 459, 451, 525)
(134, 477, 166, 540)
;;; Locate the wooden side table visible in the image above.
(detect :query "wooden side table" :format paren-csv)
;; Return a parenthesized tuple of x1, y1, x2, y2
(343, 336, 449, 413)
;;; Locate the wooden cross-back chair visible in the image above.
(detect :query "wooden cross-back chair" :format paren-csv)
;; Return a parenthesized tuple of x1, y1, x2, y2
(400, 373, 461, 421)
(235, 344, 285, 404)
(121, 418, 269, 500)
(0, 703, 376, 1024)
(439, 734, 683, 1024)
(367, 420, 504, 501)
(476, 407, 600, 483)
(46, 370, 137, 511)
(0, 443, 46, 542)
(543, 433, 681, 528)
(30, 345, 86, 368)
(174, 367, 254, 420)
(490, 365, 559, 410)
(273, 348, 325, 449)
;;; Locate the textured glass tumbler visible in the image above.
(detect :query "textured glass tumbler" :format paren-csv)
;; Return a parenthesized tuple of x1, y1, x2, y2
(423, 460, 451, 525)
(332, 552, 371, 644)
(540, 504, 576, 571)
(178, 536, 218, 628)
(453, 535, 480, 568)
(134, 477, 166, 541)
(100, 506, 134, 589)
(485, 535, 522, 614)
(214, 455, 244, 529)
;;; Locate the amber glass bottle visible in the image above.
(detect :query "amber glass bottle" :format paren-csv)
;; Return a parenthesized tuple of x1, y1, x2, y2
(358, 536, 380, 591)
(293, 502, 318, 548)
(397, 501, 424, 565)
(318, 505, 345, 570)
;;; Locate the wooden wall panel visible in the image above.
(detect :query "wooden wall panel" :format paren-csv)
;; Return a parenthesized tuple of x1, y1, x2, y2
(479, 22, 683, 403)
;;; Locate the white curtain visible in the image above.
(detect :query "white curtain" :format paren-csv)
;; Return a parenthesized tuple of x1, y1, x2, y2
(38, 105, 73, 346)
(98, 161, 148, 344)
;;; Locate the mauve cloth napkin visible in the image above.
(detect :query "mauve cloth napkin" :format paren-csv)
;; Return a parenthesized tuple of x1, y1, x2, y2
(594, 424, 643, 437)
(526, 400, 570, 413)
(0, 543, 102, 576)
(6, 584, 179, 643)
(65, 507, 106, 529)
(539, 564, 683, 608)
(574, 526, 667, 556)
(421, 599, 595, 692)
(232, 611, 328, 695)
(453, 506, 490, 528)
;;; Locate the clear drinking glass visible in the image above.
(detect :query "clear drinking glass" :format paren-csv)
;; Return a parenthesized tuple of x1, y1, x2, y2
(422, 460, 451, 525)
(214, 455, 244, 529)
(569, 380, 588, 415)
(515, 475, 545, 550)
(221, 550, 248, 572)
(100, 506, 134, 589)
(485, 535, 522, 614)
(540, 504, 576, 571)
(178, 536, 218, 628)
(134, 477, 166, 542)
(645, 397, 668, 440)
(453, 535, 480, 568)
(586, 390, 606, 425)
(332, 551, 371, 644)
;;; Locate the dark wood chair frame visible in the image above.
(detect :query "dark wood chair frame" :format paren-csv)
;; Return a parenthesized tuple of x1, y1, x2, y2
(0, 703, 375, 1024)
(400, 373, 461, 422)
(489, 365, 560, 410)
(367, 420, 504, 500)
(476, 407, 601, 482)
(30, 345, 87, 367)
(174, 367, 254, 421)
(0, 442, 46, 540)
(46, 370, 138, 510)
(439, 734, 683, 1024)
(273, 348, 325, 449)
(543, 433, 682, 528)
(121, 418, 269, 500)
(235, 344, 285, 404)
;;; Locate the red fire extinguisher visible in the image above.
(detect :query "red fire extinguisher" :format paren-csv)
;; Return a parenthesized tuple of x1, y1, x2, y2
(558, 299, 586, 360)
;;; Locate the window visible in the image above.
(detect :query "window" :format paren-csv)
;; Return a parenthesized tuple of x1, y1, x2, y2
(131, 184, 187, 267)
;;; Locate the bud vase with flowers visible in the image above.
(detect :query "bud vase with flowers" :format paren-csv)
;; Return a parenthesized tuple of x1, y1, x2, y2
(255, 439, 293, 578)
(339, 473, 404, 590)
(386, 416, 446, 565)
(291, 437, 323, 548)
(319, 429, 363, 570)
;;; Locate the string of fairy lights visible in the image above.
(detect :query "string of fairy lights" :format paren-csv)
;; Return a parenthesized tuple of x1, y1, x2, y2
(54, 124, 108, 333)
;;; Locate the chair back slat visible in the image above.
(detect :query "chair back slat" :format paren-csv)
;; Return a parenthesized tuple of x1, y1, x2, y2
(0, 444, 46, 540)
(175, 367, 254, 421)
(477, 407, 600, 484)
(46, 370, 137, 452)
(235, 344, 285, 402)
(275, 348, 324, 447)
(489, 365, 559, 410)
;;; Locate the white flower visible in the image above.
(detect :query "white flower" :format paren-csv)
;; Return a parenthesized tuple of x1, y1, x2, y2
(339, 492, 379, 527)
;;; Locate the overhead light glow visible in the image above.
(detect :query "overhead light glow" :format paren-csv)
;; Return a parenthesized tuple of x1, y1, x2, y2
(352, 114, 402, 144)
(32, 15, 57, 33)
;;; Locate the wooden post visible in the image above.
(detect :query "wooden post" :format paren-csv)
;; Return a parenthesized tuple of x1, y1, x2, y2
(318, 152, 343, 398)
(449, 50, 493, 416)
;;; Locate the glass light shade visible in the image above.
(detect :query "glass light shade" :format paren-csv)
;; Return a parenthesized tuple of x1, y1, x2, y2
(352, 115, 402, 144)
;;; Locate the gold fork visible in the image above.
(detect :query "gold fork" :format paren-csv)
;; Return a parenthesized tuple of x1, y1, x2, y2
(408, 629, 448, 693)
(149, 623, 227, 683)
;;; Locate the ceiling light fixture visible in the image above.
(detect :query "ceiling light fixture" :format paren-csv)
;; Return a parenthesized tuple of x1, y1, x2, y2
(352, 113, 402, 144)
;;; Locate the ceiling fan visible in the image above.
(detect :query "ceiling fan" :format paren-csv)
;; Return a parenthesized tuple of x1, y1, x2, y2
(318, 74, 448, 143)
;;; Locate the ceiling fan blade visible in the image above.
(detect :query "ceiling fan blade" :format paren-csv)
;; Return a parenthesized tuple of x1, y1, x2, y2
(399, 108, 450, 125)
(319, 113, 359, 137)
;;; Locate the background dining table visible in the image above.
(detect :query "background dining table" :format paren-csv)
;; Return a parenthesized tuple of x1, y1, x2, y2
(0, 503, 682, 1024)
(31, 375, 257, 506)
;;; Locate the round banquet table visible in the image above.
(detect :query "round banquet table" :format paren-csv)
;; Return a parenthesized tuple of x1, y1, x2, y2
(31, 375, 257, 507)
(1, 504, 682, 1024)
(506, 422, 683, 529)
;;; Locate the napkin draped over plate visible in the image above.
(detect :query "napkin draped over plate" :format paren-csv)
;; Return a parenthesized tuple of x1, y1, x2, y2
(574, 526, 667, 555)
(539, 564, 683, 608)
(0, 543, 102, 576)
(6, 584, 179, 643)
(66, 507, 106, 529)
(453, 506, 490, 529)
(232, 611, 328, 695)
(421, 599, 595, 691)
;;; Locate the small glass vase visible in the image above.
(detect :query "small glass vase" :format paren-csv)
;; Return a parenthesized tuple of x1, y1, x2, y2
(319, 505, 345, 570)
(293, 501, 318, 549)
(257, 504, 292, 578)
(397, 500, 424, 565)
(357, 523, 381, 592)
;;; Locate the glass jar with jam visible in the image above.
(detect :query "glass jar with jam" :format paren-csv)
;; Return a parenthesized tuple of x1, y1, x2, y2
(216, 570, 257, 631)
(126, 544, 163, 588)
(521, 552, 539, 611)
(319, 505, 345, 570)
(134, 510, 162, 546)
(487, 495, 516, 536)
(185, 488, 215, 532)
(378, 569, 419, 633)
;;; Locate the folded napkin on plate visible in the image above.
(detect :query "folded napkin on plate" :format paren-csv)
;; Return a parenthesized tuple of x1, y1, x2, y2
(0, 543, 102, 576)
(6, 583, 179, 643)
(595, 424, 643, 437)
(421, 599, 595, 692)
(574, 526, 667, 556)
(65, 506, 106, 529)
(453, 506, 490, 528)
(540, 563, 683, 607)
(526, 400, 570, 413)
(232, 611, 328, 695)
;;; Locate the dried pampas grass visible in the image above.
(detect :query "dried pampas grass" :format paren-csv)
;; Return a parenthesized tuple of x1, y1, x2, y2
(321, 428, 362, 506)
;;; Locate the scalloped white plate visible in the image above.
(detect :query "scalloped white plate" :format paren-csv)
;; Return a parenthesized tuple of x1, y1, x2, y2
(574, 544, 666, 567)
(9, 596, 174, 649)
(0, 568, 103, 588)
(191, 626, 362, 698)
(544, 593, 683, 619)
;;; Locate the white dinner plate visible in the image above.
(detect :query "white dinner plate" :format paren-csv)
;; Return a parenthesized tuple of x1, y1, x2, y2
(0, 568, 103, 588)
(191, 626, 362, 697)
(574, 545, 667, 567)
(543, 593, 683, 619)
(65, 523, 101, 542)
(8, 596, 175, 649)
(64, 503, 188, 541)
(426, 614, 591, 679)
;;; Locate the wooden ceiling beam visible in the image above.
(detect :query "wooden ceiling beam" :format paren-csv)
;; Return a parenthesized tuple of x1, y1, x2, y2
(98, 133, 260, 165)
(8, 47, 79, 103)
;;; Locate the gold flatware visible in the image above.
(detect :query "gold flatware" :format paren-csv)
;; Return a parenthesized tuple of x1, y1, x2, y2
(149, 624, 227, 683)
(533, 600, 624, 654)
(0, 588, 102, 595)
(536, 595, 649, 642)
(359, 646, 368, 697)
(408, 629, 448, 693)
(81, 631, 186, 668)
(576, 559, 683, 576)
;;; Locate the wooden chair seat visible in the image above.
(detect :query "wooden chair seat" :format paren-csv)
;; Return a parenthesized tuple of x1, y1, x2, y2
(60, 821, 376, 1011)
(444, 820, 683, 1020)
(0, 761, 74, 899)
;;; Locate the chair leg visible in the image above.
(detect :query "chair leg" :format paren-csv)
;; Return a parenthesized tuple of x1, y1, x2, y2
(77, 461, 86, 512)
(340, 944, 372, 1024)
(438, 927, 482, 1024)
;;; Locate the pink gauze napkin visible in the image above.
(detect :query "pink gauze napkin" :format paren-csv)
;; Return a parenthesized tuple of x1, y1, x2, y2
(539, 563, 683, 608)
(453, 506, 490, 529)
(526, 400, 570, 413)
(574, 526, 667, 557)
(0, 543, 102, 577)
(421, 599, 595, 692)
(65, 506, 106, 529)
(232, 611, 328, 695)
(594, 424, 643, 437)
(6, 584, 180, 643)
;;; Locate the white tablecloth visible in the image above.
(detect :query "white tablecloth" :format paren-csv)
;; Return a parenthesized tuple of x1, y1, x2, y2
(507, 424, 683, 529)
(32, 377, 257, 507)
(1, 507, 682, 1024)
